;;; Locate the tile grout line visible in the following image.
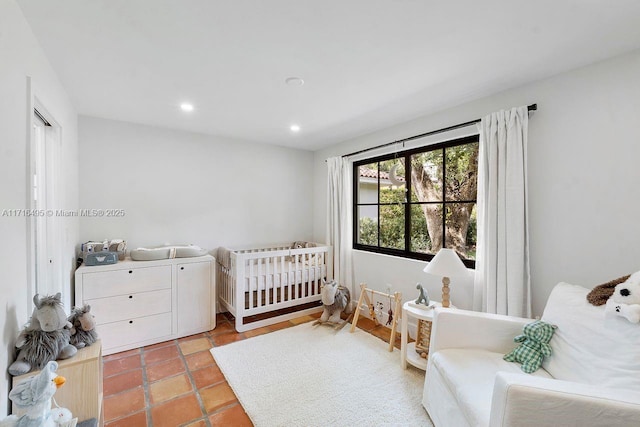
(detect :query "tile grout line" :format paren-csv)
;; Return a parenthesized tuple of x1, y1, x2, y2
(102, 349, 146, 426)
(140, 346, 154, 427)
(103, 348, 152, 426)
(178, 333, 213, 427)
(202, 319, 238, 424)
(205, 319, 248, 425)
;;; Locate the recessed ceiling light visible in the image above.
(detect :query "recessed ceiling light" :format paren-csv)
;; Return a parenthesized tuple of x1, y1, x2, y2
(180, 103, 194, 112)
(290, 124, 301, 132)
(285, 77, 304, 87)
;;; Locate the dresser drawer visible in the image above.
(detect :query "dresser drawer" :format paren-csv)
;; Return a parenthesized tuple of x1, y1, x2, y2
(97, 312, 172, 351)
(81, 265, 171, 299)
(87, 289, 172, 325)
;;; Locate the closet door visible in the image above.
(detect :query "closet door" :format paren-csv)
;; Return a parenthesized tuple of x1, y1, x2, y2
(176, 260, 212, 336)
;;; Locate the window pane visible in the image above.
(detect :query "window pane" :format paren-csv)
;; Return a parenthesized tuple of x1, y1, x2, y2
(358, 162, 379, 204)
(445, 143, 479, 201)
(380, 205, 404, 250)
(445, 203, 476, 260)
(409, 203, 430, 253)
(410, 203, 442, 255)
(410, 150, 443, 203)
(380, 186, 405, 205)
(357, 206, 378, 246)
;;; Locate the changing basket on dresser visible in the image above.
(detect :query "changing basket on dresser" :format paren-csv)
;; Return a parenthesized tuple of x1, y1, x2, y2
(75, 255, 215, 355)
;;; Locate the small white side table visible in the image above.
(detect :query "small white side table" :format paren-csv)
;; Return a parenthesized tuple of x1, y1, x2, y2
(401, 301, 442, 370)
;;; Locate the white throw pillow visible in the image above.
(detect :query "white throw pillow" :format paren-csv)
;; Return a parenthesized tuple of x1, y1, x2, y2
(541, 282, 640, 391)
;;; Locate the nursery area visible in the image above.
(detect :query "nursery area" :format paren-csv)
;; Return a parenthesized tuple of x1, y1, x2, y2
(3, 1, 640, 426)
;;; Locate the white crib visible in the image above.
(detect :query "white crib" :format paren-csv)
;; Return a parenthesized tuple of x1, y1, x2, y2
(217, 243, 333, 332)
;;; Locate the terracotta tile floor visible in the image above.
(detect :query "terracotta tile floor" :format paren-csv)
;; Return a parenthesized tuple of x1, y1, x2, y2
(103, 312, 401, 427)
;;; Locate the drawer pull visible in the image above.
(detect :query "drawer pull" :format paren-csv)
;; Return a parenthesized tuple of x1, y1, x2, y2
(129, 295, 133, 299)
(129, 270, 133, 274)
(180, 267, 185, 270)
(129, 320, 133, 324)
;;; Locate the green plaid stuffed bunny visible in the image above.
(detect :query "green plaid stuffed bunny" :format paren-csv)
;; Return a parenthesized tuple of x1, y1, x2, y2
(503, 320, 557, 373)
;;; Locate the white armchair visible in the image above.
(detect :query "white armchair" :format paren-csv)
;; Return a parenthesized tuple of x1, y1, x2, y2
(422, 282, 640, 427)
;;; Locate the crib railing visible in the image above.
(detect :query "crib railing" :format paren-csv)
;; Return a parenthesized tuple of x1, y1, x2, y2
(218, 263, 235, 313)
(217, 243, 333, 332)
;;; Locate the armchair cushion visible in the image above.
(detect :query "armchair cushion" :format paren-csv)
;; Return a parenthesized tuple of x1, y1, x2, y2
(430, 349, 552, 427)
(541, 282, 640, 390)
(429, 308, 530, 355)
(491, 372, 640, 427)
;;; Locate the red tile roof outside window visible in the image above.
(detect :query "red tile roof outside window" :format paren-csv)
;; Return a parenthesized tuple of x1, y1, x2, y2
(359, 167, 405, 182)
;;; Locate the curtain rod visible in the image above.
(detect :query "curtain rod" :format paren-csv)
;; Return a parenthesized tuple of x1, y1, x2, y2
(339, 103, 537, 159)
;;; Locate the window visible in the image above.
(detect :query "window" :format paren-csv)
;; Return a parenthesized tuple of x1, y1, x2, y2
(353, 135, 479, 268)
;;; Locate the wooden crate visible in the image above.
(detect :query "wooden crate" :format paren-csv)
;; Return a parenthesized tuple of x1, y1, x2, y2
(12, 340, 103, 424)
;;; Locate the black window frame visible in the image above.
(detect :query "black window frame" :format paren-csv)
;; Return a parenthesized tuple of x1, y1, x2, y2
(352, 134, 478, 268)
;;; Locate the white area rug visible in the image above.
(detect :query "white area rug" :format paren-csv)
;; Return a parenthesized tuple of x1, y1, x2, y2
(210, 322, 433, 427)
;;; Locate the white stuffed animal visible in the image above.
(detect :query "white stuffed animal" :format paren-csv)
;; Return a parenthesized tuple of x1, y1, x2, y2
(50, 407, 73, 425)
(0, 361, 71, 427)
(605, 271, 640, 323)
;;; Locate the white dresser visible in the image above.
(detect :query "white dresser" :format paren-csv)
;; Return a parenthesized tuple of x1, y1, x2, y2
(75, 255, 215, 355)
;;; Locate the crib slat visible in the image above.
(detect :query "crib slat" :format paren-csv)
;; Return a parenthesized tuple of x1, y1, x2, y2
(266, 256, 271, 307)
(229, 267, 233, 305)
(319, 253, 324, 292)
(303, 253, 308, 298)
(308, 253, 313, 297)
(230, 267, 234, 306)
(271, 257, 275, 303)
(280, 255, 285, 303)
(313, 253, 317, 295)
(292, 254, 297, 300)
(222, 261, 226, 304)
(229, 272, 232, 302)
(262, 256, 267, 306)
(249, 259, 254, 309)
(312, 253, 316, 295)
(273, 256, 278, 304)
(302, 257, 306, 296)
(320, 254, 324, 293)
(257, 258, 263, 307)
(313, 254, 316, 298)
(229, 256, 233, 309)
(265, 256, 269, 306)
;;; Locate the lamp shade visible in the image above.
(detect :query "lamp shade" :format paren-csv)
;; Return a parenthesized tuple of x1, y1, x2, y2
(423, 248, 469, 278)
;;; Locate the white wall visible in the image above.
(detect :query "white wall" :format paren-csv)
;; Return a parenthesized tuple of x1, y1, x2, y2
(78, 116, 315, 254)
(314, 49, 640, 317)
(0, 0, 79, 415)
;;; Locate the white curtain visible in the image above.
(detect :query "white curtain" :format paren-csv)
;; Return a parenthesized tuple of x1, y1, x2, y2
(326, 156, 354, 294)
(473, 106, 531, 317)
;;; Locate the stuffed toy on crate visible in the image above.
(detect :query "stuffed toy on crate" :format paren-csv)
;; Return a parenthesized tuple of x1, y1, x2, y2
(503, 320, 557, 373)
(0, 361, 74, 427)
(68, 304, 98, 349)
(604, 271, 640, 323)
(8, 293, 77, 376)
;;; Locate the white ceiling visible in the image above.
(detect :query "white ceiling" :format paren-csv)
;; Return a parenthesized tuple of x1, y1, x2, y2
(17, 0, 640, 150)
